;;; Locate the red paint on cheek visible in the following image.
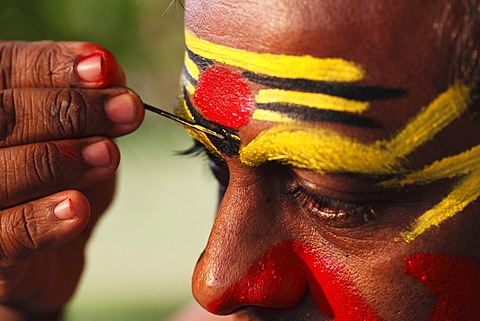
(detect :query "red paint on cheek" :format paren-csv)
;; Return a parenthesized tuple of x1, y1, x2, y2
(404, 253, 480, 320)
(207, 241, 380, 320)
(193, 66, 254, 129)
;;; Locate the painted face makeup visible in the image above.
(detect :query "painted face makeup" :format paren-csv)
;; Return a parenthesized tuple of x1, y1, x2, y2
(178, 28, 480, 243)
(404, 253, 480, 320)
(182, 29, 404, 129)
(179, 27, 480, 320)
(194, 66, 254, 129)
(208, 241, 380, 320)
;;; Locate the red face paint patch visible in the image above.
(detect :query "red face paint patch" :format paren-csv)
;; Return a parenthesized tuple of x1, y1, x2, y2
(404, 253, 480, 320)
(193, 66, 254, 129)
(207, 241, 380, 320)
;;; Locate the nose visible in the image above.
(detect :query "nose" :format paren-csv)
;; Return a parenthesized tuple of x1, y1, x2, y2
(191, 162, 383, 320)
(192, 163, 312, 315)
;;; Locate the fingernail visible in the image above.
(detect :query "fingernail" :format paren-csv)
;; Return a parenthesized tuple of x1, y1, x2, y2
(54, 198, 75, 220)
(82, 140, 112, 167)
(76, 53, 104, 83)
(105, 93, 137, 124)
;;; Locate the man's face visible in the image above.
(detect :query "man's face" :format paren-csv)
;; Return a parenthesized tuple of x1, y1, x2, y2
(180, 0, 480, 319)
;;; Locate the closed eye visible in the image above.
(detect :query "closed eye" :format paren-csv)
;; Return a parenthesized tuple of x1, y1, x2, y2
(287, 180, 377, 228)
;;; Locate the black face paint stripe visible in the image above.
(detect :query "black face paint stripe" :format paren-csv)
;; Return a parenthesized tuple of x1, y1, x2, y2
(187, 49, 213, 70)
(244, 72, 406, 101)
(256, 103, 380, 128)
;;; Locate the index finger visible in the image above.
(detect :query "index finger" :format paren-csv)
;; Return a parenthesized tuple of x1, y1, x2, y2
(0, 41, 125, 89)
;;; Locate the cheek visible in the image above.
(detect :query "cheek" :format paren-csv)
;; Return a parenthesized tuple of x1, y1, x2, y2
(404, 253, 480, 320)
(298, 243, 382, 320)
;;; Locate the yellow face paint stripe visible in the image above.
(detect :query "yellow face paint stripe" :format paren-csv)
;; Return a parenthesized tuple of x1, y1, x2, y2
(181, 74, 196, 95)
(185, 29, 365, 82)
(402, 172, 480, 242)
(240, 125, 400, 174)
(239, 83, 474, 242)
(240, 83, 471, 174)
(383, 145, 480, 187)
(385, 83, 471, 158)
(256, 89, 370, 113)
(182, 29, 476, 243)
(251, 109, 297, 123)
(184, 52, 200, 80)
(381, 145, 480, 242)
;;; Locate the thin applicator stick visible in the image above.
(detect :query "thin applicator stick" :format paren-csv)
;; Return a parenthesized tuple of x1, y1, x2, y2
(144, 103, 225, 139)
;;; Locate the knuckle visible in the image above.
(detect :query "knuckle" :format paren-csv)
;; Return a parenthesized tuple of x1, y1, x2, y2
(28, 142, 65, 188)
(0, 141, 80, 208)
(0, 203, 38, 266)
(0, 41, 73, 88)
(50, 89, 88, 137)
(35, 41, 72, 87)
(0, 42, 16, 89)
(0, 90, 15, 143)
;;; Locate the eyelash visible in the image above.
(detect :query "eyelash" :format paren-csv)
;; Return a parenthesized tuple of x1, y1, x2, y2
(287, 181, 377, 226)
(178, 139, 208, 157)
(181, 139, 229, 188)
(181, 139, 376, 226)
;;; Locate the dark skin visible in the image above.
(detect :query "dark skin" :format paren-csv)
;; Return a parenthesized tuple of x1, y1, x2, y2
(0, 41, 144, 320)
(4, 2, 478, 320)
(181, 0, 480, 320)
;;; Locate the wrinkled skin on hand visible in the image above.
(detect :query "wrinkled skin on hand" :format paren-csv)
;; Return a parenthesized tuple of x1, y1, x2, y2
(0, 41, 144, 320)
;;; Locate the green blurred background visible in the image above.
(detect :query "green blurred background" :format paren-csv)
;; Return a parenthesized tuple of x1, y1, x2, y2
(0, 1, 218, 320)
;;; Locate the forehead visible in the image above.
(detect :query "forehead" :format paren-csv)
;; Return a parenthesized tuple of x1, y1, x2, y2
(185, 0, 456, 132)
(185, 0, 449, 67)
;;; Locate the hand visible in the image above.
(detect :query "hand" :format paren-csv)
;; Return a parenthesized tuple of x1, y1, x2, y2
(0, 41, 144, 320)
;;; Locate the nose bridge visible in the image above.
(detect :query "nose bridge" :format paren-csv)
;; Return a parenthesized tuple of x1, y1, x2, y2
(192, 164, 297, 314)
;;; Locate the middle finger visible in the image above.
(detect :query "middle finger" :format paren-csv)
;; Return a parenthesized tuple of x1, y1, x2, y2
(0, 87, 143, 147)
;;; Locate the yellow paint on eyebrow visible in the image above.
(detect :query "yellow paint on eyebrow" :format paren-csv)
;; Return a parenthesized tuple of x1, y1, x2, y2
(251, 109, 297, 123)
(240, 83, 471, 174)
(240, 125, 401, 174)
(184, 52, 200, 80)
(256, 89, 370, 113)
(185, 29, 365, 82)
